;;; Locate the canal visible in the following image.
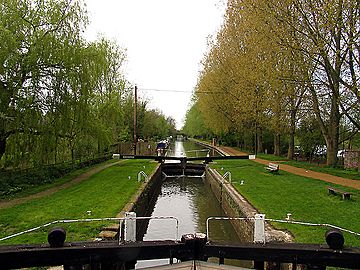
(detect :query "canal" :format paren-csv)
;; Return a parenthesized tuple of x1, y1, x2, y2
(137, 139, 242, 268)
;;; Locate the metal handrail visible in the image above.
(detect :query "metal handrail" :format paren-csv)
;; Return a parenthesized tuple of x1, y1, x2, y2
(206, 216, 360, 241)
(223, 171, 232, 183)
(0, 217, 125, 242)
(206, 217, 253, 238)
(266, 218, 360, 236)
(122, 216, 180, 240)
(185, 149, 210, 153)
(137, 171, 148, 182)
(185, 149, 211, 158)
(0, 216, 180, 242)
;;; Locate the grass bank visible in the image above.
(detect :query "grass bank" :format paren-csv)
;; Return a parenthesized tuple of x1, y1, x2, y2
(0, 157, 116, 200)
(0, 159, 157, 245)
(210, 160, 360, 247)
(283, 160, 360, 181)
(250, 152, 359, 181)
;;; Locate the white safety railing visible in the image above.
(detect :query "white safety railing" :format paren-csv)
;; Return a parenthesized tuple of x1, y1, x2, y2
(0, 215, 180, 243)
(0, 217, 125, 242)
(206, 215, 360, 243)
(3, 214, 358, 244)
(223, 171, 232, 183)
(137, 171, 148, 182)
(206, 216, 255, 242)
(185, 149, 210, 157)
(121, 214, 180, 242)
(266, 218, 360, 236)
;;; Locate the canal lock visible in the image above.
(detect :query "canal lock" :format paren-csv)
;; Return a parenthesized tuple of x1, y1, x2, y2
(100, 140, 292, 268)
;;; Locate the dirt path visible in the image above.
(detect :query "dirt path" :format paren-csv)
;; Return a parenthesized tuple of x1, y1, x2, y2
(0, 160, 124, 209)
(218, 146, 360, 190)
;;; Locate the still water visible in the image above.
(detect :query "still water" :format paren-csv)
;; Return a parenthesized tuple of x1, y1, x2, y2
(136, 139, 241, 268)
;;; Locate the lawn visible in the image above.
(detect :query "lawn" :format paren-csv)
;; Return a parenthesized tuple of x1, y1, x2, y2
(211, 160, 360, 247)
(252, 152, 289, 161)
(283, 160, 360, 181)
(251, 153, 360, 181)
(0, 159, 157, 245)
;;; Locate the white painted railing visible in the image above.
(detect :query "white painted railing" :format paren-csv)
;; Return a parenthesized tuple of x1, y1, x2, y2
(0, 214, 180, 243)
(223, 171, 232, 183)
(206, 214, 360, 243)
(137, 171, 148, 182)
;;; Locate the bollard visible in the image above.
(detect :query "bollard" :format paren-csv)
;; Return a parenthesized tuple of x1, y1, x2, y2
(325, 229, 344, 250)
(124, 212, 136, 242)
(254, 214, 265, 244)
(48, 227, 66, 247)
(194, 233, 207, 261)
(180, 234, 195, 261)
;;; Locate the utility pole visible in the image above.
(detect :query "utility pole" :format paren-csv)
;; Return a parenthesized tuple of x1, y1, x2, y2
(133, 85, 137, 155)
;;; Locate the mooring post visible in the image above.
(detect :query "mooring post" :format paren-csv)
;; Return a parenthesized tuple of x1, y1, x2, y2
(254, 214, 265, 243)
(125, 212, 136, 242)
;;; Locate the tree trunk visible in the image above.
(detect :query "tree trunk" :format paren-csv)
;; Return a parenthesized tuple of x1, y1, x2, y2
(325, 116, 340, 166)
(0, 136, 6, 161)
(287, 110, 296, 160)
(274, 133, 281, 156)
(257, 127, 263, 153)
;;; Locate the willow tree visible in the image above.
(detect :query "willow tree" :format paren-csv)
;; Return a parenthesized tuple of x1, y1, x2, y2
(87, 38, 129, 155)
(0, 0, 88, 161)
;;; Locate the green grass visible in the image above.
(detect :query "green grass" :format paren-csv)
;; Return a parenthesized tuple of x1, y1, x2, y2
(246, 152, 359, 181)
(283, 160, 360, 180)
(254, 153, 289, 161)
(0, 159, 119, 200)
(0, 159, 157, 245)
(211, 160, 360, 247)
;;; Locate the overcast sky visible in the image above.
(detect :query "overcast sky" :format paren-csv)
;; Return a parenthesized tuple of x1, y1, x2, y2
(84, 0, 226, 129)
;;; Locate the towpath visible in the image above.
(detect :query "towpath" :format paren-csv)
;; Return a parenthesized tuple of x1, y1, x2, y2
(217, 146, 360, 190)
(0, 160, 124, 209)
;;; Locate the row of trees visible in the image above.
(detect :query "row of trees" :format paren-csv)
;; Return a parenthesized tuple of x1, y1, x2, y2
(0, 0, 175, 169)
(183, 0, 359, 166)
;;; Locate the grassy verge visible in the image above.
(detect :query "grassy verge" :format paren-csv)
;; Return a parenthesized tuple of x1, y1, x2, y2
(254, 153, 288, 161)
(252, 152, 359, 181)
(283, 160, 360, 181)
(211, 160, 360, 247)
(0, 159, 157, 245)
(0, 158, 117, 200)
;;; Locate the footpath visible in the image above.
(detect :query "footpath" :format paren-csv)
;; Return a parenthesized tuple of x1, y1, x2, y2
(214, 145, 360, 190)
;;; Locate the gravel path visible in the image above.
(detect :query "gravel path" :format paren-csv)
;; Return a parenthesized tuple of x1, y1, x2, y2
(219, 146, 360, 190)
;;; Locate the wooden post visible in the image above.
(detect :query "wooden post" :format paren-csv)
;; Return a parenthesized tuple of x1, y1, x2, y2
(133, 85, 137, 155)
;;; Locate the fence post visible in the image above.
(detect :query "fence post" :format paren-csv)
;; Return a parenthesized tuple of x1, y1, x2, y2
(254, 214, 265, 243)
(125, 212, 136, 242)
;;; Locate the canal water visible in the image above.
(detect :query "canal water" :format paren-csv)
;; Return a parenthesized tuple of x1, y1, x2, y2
(136, 139, 243, 268)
